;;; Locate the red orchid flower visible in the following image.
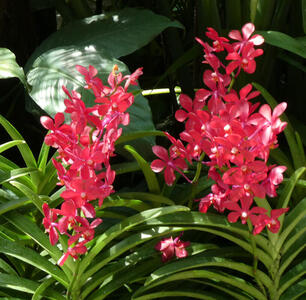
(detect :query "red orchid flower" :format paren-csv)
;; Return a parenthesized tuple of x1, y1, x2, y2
(151, 145, 188, 186)
(252, 208, 289, 235)
(42, 203, 59, 246)
(224, 198, 267, 224)
(228, 23, 264, 52)
(57, 241, 88, 266)
(155, 235, 190, 262)
(226, 43, 264, 75)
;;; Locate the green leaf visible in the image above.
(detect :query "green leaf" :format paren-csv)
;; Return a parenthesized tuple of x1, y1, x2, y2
(134, 270, 265, 300)
(8, 181, 43, 213)
(277, 197, 306, 251)
(0, 257, 18, 275)
(269, 147, 294, 175)
(75, 206, 190, 289)
(278, 218, 306, 278)
(114, 192, 174, 206)
(0, 273, 39, 294)
(101, 196, 151, 212)
(258, 31, 306, 58)
(144, 253, 272, 289)
(0, 140, 25, 154)
(0, 167, 37, 186)
(32, 278, 61, 300)
(277, 167, 306, 209)
(0, 197, 30, 216)
(280, 279, 306, 300)
(0, 115, 39, 186)
(111, 161, 140, 175)
(3, 211, 72, 278)
(0, 273, 65, 299)
(116, 130, 165, 145)
(88, 257, 161, 300)
(82, 242, 217, 299)
(133, 289, 223, 300)
(279, 259, 306, 296)
(0, 48, 27, 88)
(0, 238, 68, 287)
(84, 227, 183, 282)
(26, 8, 184, 66)
(37, 141, 50, 173)
(37, 152, 59, 195)
(81, 241, 159, 298)
(282, 216, 306, 256)
(124, 145, 160, 194)
(142, 211, 271, 256)
(278, 51, 306, 73)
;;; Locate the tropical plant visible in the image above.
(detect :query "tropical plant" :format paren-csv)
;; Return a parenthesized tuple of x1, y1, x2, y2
(0, 3, 305, 300)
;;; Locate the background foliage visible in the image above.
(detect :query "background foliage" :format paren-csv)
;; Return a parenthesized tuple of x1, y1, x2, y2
(0, 0, 305, 299)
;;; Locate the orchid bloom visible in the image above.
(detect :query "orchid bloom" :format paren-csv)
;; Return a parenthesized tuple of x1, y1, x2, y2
(155, 235, 190, 262)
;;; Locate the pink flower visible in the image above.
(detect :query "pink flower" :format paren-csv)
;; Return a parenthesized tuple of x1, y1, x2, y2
(206, 27, 231, 52)
(151, 145, 188, 186)
(226, 43, 264, 75)
(228, 23, 264, 52)
(42, 203, 59, 246)
(57, 241, 88, 266)
(224, 198, 267, 224)
(258, 102, 287, 144)
(155, 235, 190, 262)
(252, 208, 289, 234)
(262, 166, 287, 197)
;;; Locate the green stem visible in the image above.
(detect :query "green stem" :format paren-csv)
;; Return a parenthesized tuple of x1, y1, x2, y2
(67, 259, 81, 300)
(192, 152, 205, 184)
(227, 75, 236, 92)
(247, 219, 267, 297)
(188, 153, 205, 208)
(142, 87, 182, 96)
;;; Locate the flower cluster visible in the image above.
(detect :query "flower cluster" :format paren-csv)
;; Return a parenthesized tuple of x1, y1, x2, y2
(151, 23, 289, 235)
(41, 64, 142, 265)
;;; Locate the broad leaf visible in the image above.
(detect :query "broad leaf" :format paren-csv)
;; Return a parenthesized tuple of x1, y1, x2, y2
(258, 31, 306, 59)
(26, 8, 184, 67)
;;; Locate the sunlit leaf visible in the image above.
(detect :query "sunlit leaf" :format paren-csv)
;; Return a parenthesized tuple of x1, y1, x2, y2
(0, 48, 27, 88)
(26, 8, 184, 66)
